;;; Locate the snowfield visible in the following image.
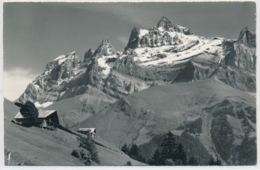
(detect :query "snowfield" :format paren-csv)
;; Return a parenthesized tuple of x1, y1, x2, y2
(97, 54, 117, 76)
(132, 31, 224, 66)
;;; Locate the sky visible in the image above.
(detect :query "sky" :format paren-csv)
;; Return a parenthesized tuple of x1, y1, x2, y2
(3, 2, 256, 101)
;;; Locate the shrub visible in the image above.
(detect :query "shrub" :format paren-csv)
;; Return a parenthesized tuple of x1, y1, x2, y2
(77, 136, 100, 164)
(125, 161, 132, 166)
(71, 148, 92, 165)
(71, 149, 80, 158)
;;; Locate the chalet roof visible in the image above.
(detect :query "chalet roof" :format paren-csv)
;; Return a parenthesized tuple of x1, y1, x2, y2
(78, 128, 96, 133)
(14, 110, 56, 119)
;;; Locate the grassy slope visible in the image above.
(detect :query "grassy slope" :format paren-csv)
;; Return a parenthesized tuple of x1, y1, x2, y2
(46, 87, 115, 128)
(75, 78, 255, 149)
(4, 99, 145, 166)
(4, 99, 83, 165)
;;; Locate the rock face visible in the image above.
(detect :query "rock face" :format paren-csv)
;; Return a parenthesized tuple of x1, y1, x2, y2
(157, 16, 192, 34)
(84, 49, 94, 63)
(94, 38, 116, 56)
(237, 27, 256, 48)
(208, 98, 256, 165)
(223, 29, 256, 70)
(18, 51, 80, 104)
(125, 17, 192, 50)
(216, 28, 256, 92)
(17, 38, 121, 105)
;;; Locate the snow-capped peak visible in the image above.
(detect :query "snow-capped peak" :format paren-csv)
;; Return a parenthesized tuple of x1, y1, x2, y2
(125, 16, 194, 51)
(53, 51, 77, 64)
(123, 17, 225, 67)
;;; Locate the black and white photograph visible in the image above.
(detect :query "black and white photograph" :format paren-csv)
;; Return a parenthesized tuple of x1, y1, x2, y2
(2, 0, 257, 166)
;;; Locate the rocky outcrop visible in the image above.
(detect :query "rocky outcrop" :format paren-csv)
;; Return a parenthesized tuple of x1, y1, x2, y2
(223, 39, 256, 70)
(45, 51, 79, 81)
(157, 16, 192, 34)
(94, 38, 116, 56)
(216, 27, 256, 92)
(125, 17, 191, 51)
(84, 49, 94, 63)
(237, 27, 256, 48)
(209, 99, 256, 165)
(216, 65, 256, 92)
(17, 38, 121, 104)
(17, 51, 81, 104)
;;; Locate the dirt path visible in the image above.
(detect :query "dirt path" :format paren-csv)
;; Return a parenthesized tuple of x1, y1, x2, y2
(117, 116, 138, 148)
(105, 110, 118, 139)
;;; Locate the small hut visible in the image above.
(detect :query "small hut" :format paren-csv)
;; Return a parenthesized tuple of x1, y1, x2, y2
(77, 128, 96, 138)
(14, 110, 60, 130)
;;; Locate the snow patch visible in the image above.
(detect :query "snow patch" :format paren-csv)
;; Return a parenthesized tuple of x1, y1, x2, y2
(139, 29, 149, 38)
(34, 101, 53, 108)
(97, 54, 117, 76)
(60, 91, 65, 97)
(54, 55, 66, 61)
(158, 27, 165, 32)
(54, 51, 77, 65)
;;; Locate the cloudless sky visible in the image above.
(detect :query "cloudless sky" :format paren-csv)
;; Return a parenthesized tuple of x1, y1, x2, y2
(3, 2, 256, 100)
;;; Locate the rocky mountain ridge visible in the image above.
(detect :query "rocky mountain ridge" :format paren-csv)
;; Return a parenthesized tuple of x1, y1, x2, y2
(17, 16, 256, 110)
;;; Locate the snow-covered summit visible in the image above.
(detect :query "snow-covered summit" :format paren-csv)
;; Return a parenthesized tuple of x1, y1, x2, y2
(124, 16, 225, 67)
(53, 51, 78, 64)
(125, 17, 194, 51)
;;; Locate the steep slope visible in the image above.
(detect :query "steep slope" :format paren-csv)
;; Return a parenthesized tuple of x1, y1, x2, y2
(16, 38, 120, 105)
(206, 98, 256, 165)
(4, 99, 146, 166)
(17, 51, 81, 105)
(4, 99, 83, 165)
(75, 78, 255, 165)
(215, 28, 256, 92)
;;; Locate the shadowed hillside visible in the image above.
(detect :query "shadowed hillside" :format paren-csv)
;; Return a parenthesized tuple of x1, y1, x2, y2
(74, 78, 255, 165)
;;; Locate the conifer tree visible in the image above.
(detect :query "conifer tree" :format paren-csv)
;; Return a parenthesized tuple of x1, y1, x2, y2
(160, 132, 177, 163)
(188, 156, 199, 165)
(129, 143, 138, 159)
(148, 149, 162, 165)
(175, 143, 187, 165)
(121, 144, 129, 155)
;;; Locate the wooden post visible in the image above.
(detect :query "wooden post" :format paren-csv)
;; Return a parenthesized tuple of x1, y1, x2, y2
(7, 152, 11, 165)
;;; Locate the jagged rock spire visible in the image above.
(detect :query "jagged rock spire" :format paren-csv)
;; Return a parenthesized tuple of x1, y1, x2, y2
(237, 27, 256, 47)
(94, 37, 116, 56)
(157, 16, 192, 35)
(101, 37, 111, 45)
(157, 16, 174, 31)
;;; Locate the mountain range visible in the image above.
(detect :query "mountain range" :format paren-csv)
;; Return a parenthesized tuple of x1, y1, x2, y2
(8, 16, 256, 165)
